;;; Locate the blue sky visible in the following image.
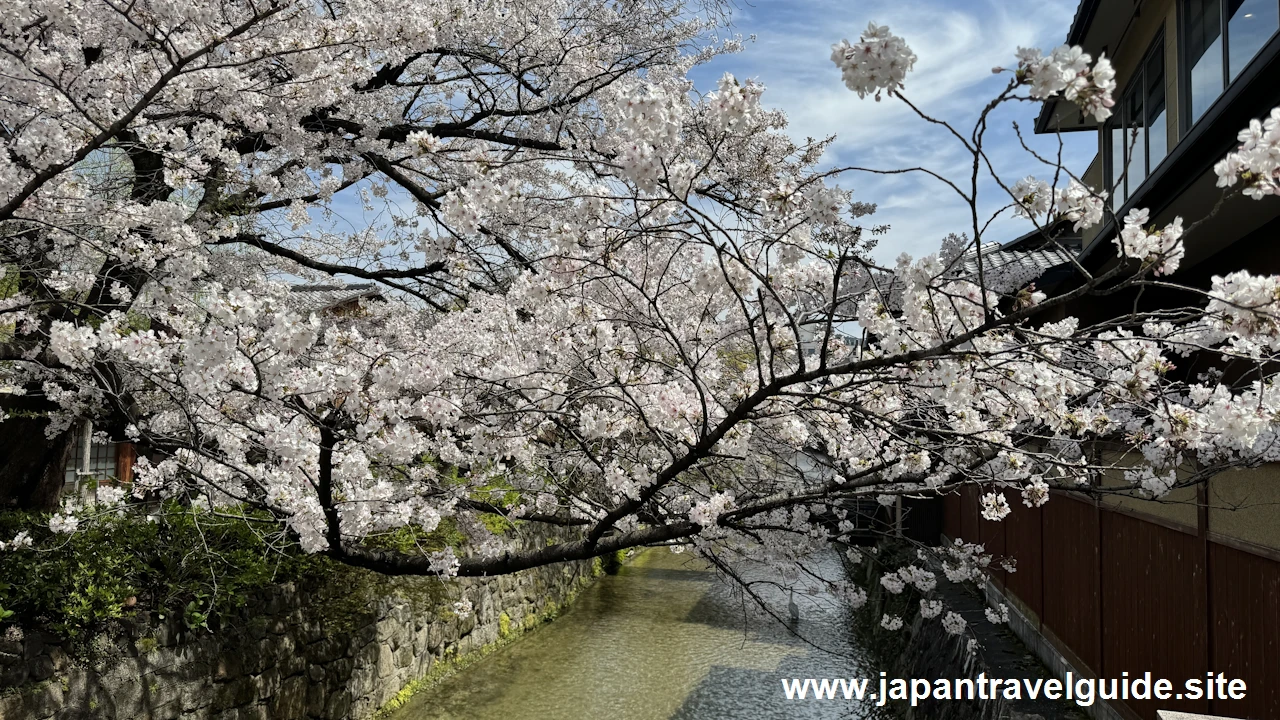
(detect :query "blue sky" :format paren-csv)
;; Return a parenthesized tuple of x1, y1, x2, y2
(686, 0, 1098, 260)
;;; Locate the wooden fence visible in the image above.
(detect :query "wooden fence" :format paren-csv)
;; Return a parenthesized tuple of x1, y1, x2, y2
(943, 488, 1279, 720)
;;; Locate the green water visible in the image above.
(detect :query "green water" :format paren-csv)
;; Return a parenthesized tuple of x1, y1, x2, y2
(391, 548, 879, 720)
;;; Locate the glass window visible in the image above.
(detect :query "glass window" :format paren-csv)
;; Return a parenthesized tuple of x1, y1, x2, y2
(1105, 36, 1166, 205)
(1184, 0, 1279, 125)
(1145, 51, 1169, 170)
(1126, 89, 1147, 190)
(1187, 0, 1225, 122)
(1229, 0, 1280, 78)
(1109, 118, 1127, 206)
(62, 424, 119, 487)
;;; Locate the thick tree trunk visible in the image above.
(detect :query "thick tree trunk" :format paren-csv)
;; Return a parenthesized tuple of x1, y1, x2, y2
(0, 417, 72, 511)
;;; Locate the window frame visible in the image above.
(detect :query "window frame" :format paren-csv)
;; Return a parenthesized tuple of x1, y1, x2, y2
(1103, 31, 1168, 206)
(1179, 0, 1280, 136)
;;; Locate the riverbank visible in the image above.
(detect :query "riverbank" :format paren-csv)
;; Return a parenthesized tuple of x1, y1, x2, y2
(0, 527, 597, 720)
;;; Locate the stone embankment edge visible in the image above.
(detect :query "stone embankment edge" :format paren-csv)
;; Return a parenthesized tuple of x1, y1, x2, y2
(370, 561, 602, 718)
(0, 527, 610, 720)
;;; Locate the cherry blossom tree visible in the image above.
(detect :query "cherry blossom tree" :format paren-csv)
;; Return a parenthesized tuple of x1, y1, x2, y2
(3, 0, 1280, 638)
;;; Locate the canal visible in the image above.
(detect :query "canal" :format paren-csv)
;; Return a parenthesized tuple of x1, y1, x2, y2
(390, 547, 882, 720)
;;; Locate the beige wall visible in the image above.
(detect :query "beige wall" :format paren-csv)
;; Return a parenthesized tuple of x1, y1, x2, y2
(1096, 449, 1200, 529)
(1080, 152, 1104, 247)
(1093, 450, 1280, 551)
(1209, 466, 1280, 551)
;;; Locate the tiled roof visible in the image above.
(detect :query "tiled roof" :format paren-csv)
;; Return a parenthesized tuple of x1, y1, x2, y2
(287, 283, 381, 313)
(954, 240, 1080, 282)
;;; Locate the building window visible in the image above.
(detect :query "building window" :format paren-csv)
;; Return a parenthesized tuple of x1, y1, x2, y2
(1183, 0, 1279, 125)
(62, 423, 120, 487)
(1105, 35, 1168, 206)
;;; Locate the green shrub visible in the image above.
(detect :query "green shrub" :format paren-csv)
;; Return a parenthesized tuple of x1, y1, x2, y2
(0, 505, 321, 638)
(0, 504, 468, 641)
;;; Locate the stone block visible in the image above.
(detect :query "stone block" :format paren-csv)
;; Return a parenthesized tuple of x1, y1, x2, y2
(458, 611, 477, 638)
(235, 703, 269, 720)
(304, 636, 347, 665)
(212, 652, 242, 682)
(394, 643, 412, 670)
(325, 657, 355, 685)
(251, 672, 282, 703)
(305, 681, 327, 718)
(268, 675, 307, 719)
(0, 661, 27, 689)
(322, 690, 351, 720)
(143, 678, 184, 720)
(102, 676, 145, 719)
(427, 622, 443, 653)
(212, 675, 256, 712)
(376, 640, 396, 676)
(0, 691, 30, 720)
(26, 653, 57, 683)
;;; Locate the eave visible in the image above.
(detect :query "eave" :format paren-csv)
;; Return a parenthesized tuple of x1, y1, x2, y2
(1034, 0, 1137, 135)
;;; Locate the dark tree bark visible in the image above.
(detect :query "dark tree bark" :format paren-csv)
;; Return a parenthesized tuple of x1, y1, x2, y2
(0, 416, 72, 511)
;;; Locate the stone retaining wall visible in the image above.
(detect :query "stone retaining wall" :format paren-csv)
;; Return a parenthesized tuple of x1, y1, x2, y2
(0, 531, 597, 720)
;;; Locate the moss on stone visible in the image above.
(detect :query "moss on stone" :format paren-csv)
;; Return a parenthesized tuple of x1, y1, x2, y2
(599, 549, 627, 575)
(372, 569, 597, 719)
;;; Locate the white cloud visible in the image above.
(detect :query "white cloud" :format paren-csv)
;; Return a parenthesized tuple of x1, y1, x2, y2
(693, 0, 1099, 259)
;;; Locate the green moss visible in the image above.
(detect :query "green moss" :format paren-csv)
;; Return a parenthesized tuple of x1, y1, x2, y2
(478, 513, 514, 536)
(373, 569, 597, 718)
(599, 549, 627, 575)
(134, 636, 158, 655)
(365, 521, 466, 555)
(306, 567, 451, 635)
(539, 600, 560, 622)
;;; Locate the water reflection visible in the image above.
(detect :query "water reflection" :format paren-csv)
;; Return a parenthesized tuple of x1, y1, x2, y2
(393, 548, 881, 720)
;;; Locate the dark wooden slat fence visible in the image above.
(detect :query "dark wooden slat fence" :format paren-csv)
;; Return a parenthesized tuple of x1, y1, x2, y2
(944, 489, 1280, 720)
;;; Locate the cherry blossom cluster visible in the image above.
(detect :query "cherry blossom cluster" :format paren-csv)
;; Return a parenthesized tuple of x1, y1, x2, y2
(706, 73, 765, 133)
(1009, 176, 1108, 231)
(0, 531, 32, 552)
(689, 492, 736, 527)
(1114, 208, 1185, 276)
(984, 603, 1010, 625)
(1214, 107, 1280, 199)
(829, 23, 917, 100)
(1008, 45, 1116, 121)
(941, 611, 967, 635)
